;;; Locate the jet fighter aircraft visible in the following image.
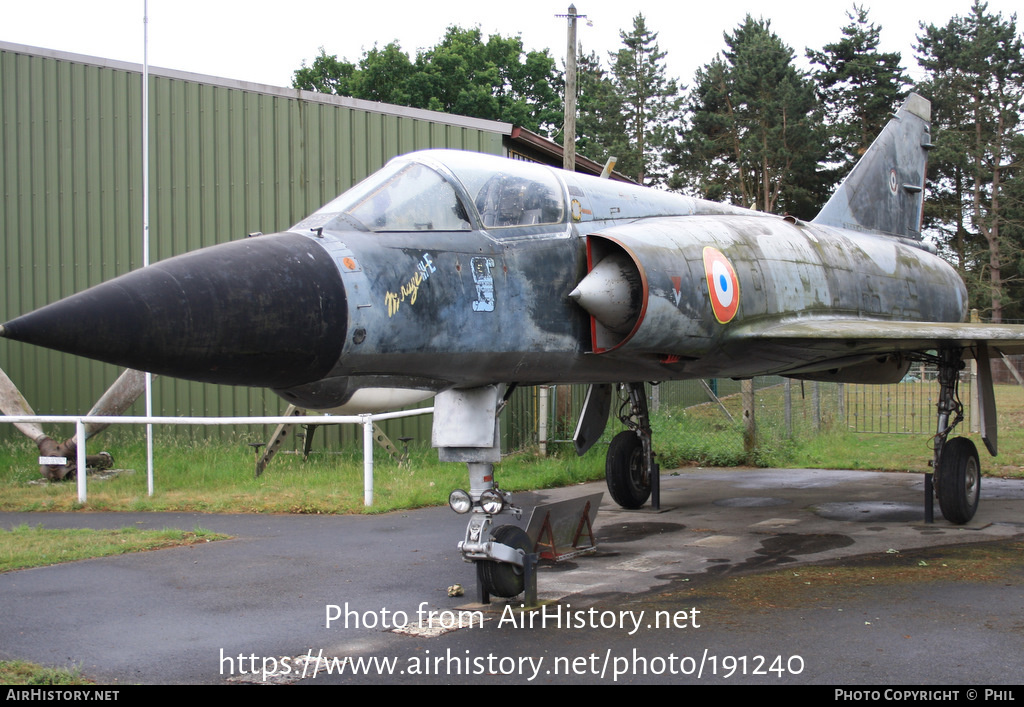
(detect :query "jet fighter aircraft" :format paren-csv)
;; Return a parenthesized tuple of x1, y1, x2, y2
(5, 93, 1024, 598)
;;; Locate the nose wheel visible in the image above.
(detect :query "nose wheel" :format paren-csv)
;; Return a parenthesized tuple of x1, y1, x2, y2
(477, 525, 532, 598)
(439, 385, 537, 603)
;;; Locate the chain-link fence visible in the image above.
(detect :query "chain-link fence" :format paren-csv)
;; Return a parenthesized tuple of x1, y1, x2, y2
(513, 354, 1024, 465)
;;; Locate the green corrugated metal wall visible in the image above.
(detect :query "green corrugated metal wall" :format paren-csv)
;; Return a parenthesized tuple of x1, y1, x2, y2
(0, 44, 506, 448)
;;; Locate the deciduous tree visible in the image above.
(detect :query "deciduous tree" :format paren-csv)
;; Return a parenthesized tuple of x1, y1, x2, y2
(292, 49, 356, 95)
(292, 27, 562, 138)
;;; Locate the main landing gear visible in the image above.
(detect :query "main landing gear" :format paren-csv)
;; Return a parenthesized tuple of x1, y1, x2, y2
(571, 381, 660, 511)
(591, 361, 986, 525)
(931, 349, 981, 524)
(605, 383, 660, 510)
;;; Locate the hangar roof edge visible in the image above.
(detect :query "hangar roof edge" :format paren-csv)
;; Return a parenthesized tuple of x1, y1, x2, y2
(0, 40, 514, 136)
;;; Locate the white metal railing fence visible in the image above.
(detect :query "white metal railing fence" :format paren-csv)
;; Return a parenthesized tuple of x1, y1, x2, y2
(2, 408, 434, 506)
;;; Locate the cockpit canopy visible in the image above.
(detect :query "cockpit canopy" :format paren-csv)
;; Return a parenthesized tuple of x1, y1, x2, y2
(302, 150, 566, 233)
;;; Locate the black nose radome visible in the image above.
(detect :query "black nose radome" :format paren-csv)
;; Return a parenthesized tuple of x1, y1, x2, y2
(2, 233, 347, 388)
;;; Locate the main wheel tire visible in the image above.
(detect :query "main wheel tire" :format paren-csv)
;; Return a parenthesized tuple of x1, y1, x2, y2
(478, 525, 532, 598)
(937, 437, 980, 525)
(606, 430, 650, 509)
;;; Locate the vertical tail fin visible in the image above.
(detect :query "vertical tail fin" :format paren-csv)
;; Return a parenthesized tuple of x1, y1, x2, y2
(813, 93, 932, 239)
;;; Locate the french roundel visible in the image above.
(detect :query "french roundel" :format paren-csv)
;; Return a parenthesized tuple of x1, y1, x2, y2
(703, 247, 740, 324)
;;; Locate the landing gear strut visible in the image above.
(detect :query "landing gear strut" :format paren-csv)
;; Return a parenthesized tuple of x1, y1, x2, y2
(931, 349, 980, 524)
(606, 383, 659, 510)
(440, 386, 537, 601)
(454, 462, 530, 599)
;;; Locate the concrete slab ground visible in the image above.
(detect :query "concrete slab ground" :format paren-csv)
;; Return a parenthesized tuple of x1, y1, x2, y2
(2, 467, 1023, 685)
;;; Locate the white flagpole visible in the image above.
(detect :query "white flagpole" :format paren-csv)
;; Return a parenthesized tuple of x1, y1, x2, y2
(142, 0, 155, 496)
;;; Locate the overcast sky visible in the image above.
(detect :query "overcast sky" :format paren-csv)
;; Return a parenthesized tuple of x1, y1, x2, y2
(3, 0, 1020, 92)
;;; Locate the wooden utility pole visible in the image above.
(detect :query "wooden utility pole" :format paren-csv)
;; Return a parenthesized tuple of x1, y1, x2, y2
(559, 4, 583, 172)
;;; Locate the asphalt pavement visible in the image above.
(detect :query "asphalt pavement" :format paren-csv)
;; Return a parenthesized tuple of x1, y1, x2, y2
(2, 466, 1024, 685)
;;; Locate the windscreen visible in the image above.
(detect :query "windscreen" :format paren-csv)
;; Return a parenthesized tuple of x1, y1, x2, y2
(312, 161, 472, 232)
(304, 152, 566, 233)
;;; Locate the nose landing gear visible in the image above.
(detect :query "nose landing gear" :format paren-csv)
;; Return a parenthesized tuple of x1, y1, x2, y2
(438, 386, 537, 601)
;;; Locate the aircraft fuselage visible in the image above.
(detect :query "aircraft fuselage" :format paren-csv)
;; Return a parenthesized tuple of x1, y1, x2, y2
(270, 152, 966, 409)
(2, 148, 968, 411)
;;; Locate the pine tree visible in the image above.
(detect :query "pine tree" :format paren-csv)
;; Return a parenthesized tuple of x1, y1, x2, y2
(672, 16, 827, 216)
(608, 14, 682, 185)
(808, 5, 908, 180)
(917, 0, 1024, 322)
(574, 48, 625, 168)
(1002, 144, 1024, 319)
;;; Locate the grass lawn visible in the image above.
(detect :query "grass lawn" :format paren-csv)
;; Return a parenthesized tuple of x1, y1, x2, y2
(0, 524, 227, 573)
(0, 659, 93, 685)
(0, 434, 606, 515)
(1, 382, 1021, 517)
(656, 381, 1024, 478)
